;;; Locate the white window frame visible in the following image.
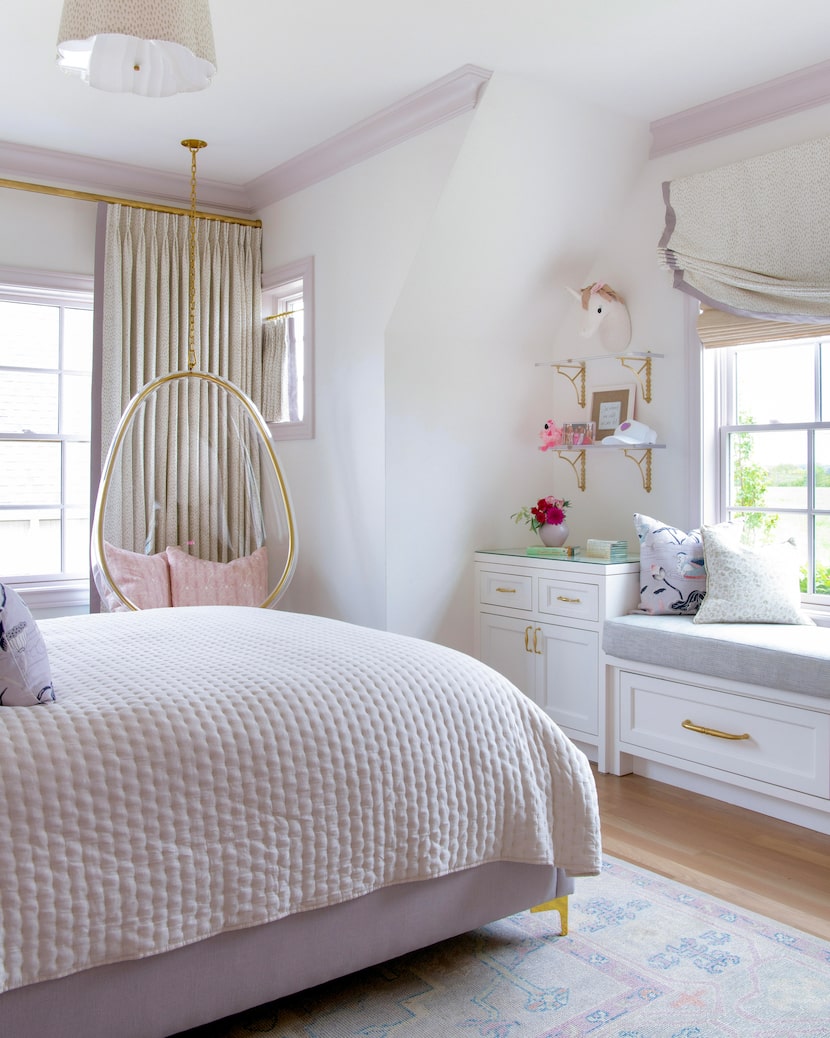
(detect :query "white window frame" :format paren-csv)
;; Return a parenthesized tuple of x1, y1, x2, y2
(0, 267, 93, 615)
(696, 305, 830, 622)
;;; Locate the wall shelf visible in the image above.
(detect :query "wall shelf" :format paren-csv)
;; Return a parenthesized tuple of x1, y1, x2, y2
(536, 351, 665, 492)
(535, 351, 664, 407)
(553, 444, 666, 492)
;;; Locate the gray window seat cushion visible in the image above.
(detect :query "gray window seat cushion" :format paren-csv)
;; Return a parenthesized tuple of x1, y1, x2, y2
(602, 614, 830, 701)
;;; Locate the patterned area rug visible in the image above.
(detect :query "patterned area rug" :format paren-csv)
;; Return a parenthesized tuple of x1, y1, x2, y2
(182, 856, 830, 1038)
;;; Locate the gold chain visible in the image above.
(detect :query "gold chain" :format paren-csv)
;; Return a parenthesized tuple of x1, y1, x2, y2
(181, 139, 207, 372)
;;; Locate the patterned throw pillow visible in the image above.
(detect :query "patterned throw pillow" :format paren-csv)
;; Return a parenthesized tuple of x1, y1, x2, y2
(166, 545, 269, 607)
(0, 582, 56, 706)
(693, 525, 814, 626)
(633, 513, 707, 615)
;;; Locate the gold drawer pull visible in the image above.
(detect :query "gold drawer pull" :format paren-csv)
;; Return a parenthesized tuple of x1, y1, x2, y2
(557, 595, 581, 604)
(524, 625, 532, 652)
(496, 586, 518, 593)
(682, 719, 750, 741)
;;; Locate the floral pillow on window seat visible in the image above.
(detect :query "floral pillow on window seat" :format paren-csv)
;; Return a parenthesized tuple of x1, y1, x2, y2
(633, 513, 707, 615)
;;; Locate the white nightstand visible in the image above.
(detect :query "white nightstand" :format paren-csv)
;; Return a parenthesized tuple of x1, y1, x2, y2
(474, 549, 640, 769)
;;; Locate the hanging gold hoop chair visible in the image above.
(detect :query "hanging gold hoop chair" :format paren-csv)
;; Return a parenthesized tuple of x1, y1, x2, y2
(91, 140, 297, 611)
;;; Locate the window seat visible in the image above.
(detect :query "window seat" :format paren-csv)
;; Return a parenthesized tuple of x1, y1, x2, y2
(602, 614, 830, 835)
(602, 613, 830, 701)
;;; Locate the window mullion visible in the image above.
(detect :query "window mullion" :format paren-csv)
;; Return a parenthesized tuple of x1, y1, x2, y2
(718, 350, 735, 522)
(807, 426, 816, 594)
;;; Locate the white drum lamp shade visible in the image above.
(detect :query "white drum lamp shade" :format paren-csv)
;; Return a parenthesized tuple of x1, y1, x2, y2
(57, 0, 216, 96)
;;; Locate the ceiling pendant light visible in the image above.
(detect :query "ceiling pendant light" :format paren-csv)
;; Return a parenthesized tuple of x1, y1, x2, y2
(56, 0, 216, 97)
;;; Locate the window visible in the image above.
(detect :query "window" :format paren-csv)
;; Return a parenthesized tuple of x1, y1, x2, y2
(706, 333, 830, 606)
(261, 256, 314, 440)
(0, 276, 93, 603)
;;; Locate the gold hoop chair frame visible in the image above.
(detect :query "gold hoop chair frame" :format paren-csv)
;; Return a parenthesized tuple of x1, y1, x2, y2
(92, 369, 297, 611)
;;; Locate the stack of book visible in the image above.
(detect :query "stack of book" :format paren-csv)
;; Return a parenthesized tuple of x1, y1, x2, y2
(526, 544, 581, 558)
(585, 539, 628, 560)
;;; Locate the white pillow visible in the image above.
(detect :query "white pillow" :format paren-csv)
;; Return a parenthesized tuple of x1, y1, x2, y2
(0, 582, 56, 706)
(693, 525, 814, 626)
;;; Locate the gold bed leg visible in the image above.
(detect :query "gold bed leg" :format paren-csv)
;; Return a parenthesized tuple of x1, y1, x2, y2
(530, 895, 569, 935)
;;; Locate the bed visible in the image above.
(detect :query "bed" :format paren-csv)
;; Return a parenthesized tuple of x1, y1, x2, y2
(0, 605, 601, 1038)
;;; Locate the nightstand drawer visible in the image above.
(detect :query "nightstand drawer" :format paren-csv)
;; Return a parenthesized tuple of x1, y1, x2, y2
(538, 578, 599, 622)
(479, 569, 533, 610)
(618, 671, 830, 798)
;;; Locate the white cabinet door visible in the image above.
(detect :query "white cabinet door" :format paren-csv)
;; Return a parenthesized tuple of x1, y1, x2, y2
(537, 623, 598, 737)
(478, 611, 538, 704)
(479, 611, 598, 737)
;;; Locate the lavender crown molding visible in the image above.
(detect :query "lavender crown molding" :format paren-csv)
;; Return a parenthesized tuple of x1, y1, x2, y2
(245, 64, 493, 210)
(1, 62, 827, 210)
(0, 65, 490, 215)
(650, 59, 830, 158)
(0, 140, 252, 214)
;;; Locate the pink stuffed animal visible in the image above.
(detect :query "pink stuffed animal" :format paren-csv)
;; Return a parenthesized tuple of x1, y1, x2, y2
(538, 419, 562, 451)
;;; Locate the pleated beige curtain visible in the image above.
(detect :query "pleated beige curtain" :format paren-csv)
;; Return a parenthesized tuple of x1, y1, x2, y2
(261, 315, 300, 423)
(261, 316, 286, 423)
(100, 203, 264, 561)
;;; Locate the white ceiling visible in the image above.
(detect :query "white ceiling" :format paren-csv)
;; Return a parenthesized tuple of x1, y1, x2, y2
(4, 0, 830, 189)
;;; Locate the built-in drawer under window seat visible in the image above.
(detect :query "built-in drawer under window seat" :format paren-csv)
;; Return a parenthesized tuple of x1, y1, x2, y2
(602, 614, 830, 835)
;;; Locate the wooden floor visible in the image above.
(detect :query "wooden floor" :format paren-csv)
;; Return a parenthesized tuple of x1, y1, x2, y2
(593, 769, 830, 942)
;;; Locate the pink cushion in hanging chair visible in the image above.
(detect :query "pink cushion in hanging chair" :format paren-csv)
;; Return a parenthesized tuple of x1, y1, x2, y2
(166, 545, 269, 607)
(102, 543, 173, 611)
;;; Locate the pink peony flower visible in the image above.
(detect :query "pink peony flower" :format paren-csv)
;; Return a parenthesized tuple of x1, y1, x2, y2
(513, 495, 570, 531)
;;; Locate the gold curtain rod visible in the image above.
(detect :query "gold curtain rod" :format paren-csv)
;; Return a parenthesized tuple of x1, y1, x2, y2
(0, 175, 261, 228)
(265, 308, 304, 321)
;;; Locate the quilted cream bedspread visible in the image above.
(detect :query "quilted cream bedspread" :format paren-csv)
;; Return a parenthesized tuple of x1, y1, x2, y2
(0, 607, 600, 993)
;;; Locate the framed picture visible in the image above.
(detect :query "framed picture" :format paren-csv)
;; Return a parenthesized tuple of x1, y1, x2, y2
(590, 385, 636, 441)
(561, 421, 596, 446)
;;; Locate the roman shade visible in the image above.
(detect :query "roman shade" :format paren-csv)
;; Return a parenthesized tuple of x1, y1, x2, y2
(659, 134, 830, 323)
(697, 306, 830, 349)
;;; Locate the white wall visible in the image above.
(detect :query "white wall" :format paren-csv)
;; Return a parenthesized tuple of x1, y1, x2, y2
(259, 72, 652, 648)
(258, 115, 472, 629)
(385, 73, 649, 647)
(0, 189, 96, 274)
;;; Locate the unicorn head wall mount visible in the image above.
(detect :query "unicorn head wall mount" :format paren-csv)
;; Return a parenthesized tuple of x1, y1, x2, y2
(566, 282, 631, 354)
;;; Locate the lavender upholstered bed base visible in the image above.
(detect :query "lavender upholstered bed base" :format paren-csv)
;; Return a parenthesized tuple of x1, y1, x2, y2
(0, 861, 573, 1038)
